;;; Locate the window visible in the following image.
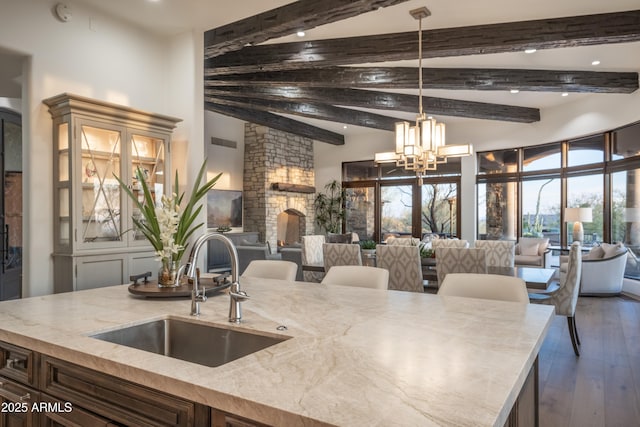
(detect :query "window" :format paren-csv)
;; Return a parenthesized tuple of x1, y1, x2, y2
(477, 120, 640, 279)
(342, 160, 461, 242)
(381, 183, 413, 240)
(422, 182, 457, 237)
(344, 186, 375, 241)
(523, 143, 560, 172)
(477, 181, 517, 240)
(522, 178, 560, 245)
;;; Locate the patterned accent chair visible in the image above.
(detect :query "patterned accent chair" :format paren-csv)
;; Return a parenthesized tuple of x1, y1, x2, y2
(436, 247, 487, 284)
(301, 235, 326, 283)
(321, 266, 389, 290)
(432, 238, 470, 253)
(474, 240, 516, 268)
(529, 242, 583, 356)
(386, 237, 421, 246)
(376, 244, 423, 293)
(323, 243, 362, 272)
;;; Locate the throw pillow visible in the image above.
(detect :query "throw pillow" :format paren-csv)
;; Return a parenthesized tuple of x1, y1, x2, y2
(601, 242, 624, 258)
(587, 245, 605, 259)
(520, 242, 539, 256)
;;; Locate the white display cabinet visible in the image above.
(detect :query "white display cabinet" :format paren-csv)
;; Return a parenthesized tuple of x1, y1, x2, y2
(44, 93, 181, 293)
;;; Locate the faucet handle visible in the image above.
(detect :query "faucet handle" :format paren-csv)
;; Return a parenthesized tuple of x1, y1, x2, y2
(229, 282, 249, 301)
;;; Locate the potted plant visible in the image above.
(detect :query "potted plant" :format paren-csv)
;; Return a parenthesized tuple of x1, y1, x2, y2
(314, 180, 346, 234)
(116, 161, 221, 287)
(360, 240, 377, 256)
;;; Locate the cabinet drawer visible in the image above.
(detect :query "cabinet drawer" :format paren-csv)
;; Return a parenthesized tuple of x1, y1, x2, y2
(40, 394, 114, 427)
(0, 375, 39, 427)
(41, 356, 205, 427)
(0, 341, 38, 387)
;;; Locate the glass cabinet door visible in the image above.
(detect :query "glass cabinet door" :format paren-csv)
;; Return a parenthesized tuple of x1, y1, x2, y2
(79, 122, 123, 246)
(130, 132, 166, 244)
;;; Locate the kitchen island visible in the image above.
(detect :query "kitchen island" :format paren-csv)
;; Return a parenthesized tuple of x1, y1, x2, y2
(0, 278, 553, 426)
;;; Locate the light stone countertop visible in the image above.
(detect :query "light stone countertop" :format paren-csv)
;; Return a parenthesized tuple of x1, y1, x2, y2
(0, 278, 554, 426)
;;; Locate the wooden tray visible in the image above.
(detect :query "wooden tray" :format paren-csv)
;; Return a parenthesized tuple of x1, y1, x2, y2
(127, 276, 231, 298)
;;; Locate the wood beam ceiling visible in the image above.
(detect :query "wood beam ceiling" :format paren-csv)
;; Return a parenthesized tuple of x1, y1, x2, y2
(205, 67, 639, 94)
(205, 86, 540, 123)
(204, 102, 345, 146)
(204, 0, 411, 58)
(205, 10, 640, 75)
(204, 7, 640, 143)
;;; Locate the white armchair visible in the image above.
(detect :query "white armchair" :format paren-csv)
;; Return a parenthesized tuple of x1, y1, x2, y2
(579, 243, 628, 295)
(514, 237, 551, 268)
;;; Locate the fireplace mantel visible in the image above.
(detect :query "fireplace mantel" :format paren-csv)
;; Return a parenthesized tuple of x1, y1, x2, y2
(271, 182, 316, 194)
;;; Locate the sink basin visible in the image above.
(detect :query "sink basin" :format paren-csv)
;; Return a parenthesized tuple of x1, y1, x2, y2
(90, 318, 289, 367)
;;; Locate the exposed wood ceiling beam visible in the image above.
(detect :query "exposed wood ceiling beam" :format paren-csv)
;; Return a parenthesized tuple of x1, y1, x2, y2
(204, 102, 345, 146)
(206, 95, 399, 131)
(204, 0, 411, 58)
(205, 86, 540, 123)
(205, 67, 640, 94)
(205, 10, 640, 75)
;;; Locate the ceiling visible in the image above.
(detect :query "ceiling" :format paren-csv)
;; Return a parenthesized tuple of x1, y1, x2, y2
(64, 0, 640, 141)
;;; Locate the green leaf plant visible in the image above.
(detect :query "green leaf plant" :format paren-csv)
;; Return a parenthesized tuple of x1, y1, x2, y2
(115, 161, 221, 263)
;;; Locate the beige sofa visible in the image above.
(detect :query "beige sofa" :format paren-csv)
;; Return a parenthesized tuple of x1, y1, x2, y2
(514, 237, 551, 268)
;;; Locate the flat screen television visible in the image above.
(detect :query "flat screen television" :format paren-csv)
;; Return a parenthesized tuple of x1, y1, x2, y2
(207, 189, 242, 228)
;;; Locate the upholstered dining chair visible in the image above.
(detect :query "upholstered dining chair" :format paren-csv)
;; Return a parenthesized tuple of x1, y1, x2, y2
(529, 242, 583, 356)
(474, 240, 516, 268)
(436, 247, 487, 284)
(321, 266, 389, 290)
(375, 244, 423, 293)
(323, 243, 362, 271)
(242, 260, 298, 281)
(386, 237, 421, 246)
(301, 235, 326, 282)
(438, 273, 529, 303)
(431, 238, 470, 253)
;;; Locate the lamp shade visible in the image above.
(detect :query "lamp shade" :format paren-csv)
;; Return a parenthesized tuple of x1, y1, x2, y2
(565, 207, 592, 222)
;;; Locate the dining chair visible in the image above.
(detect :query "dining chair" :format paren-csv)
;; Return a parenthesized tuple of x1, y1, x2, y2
(301, 235, 326, 282)
(375, 244, 423, 293)
(436, 247, 487, 284)
(438, 273, 529, 303)
(431, 238, 470, 255)
(386, 236, 421, 246)
(474, 240, 515, 268)
(529, 241, 583, 356)
(321, 266, 389, 290)
(241, 260, 298, 281)
(323, 243, 362, 271)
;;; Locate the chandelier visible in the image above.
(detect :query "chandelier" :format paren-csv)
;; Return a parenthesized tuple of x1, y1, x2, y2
(374, 7, 472, 183)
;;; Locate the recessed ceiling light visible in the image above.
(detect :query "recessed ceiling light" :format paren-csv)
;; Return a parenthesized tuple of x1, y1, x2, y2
(524, 48, 537, 54)
(592, 60, 601, 66)
(343, 125, 348, 129)
(561, 92, 569, 97)
(297, 31, 305, 37)
(510, 89, 520, 94)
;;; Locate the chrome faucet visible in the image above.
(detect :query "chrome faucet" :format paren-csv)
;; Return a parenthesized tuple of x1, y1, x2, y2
(184, 232, 249, 322)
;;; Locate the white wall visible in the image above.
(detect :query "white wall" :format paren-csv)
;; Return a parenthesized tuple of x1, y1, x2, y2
(0, 0, 200, 296)
(204, 111, 246, 191)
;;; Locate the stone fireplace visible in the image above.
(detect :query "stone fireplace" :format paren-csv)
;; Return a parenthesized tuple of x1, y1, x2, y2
(243, 124, 315, 251)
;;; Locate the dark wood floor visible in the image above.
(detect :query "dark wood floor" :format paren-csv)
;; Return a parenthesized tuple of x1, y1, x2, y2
(538, 295, 640, 427)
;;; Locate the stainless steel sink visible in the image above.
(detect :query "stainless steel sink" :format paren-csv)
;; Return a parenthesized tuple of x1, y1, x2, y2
(90, 318, 289, 367)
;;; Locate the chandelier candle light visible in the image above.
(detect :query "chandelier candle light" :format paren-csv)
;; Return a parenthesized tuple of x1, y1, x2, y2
(374, 6, 472, 184)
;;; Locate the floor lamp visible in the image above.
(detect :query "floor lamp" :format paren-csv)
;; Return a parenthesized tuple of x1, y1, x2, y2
(565, 207, 592, 244)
